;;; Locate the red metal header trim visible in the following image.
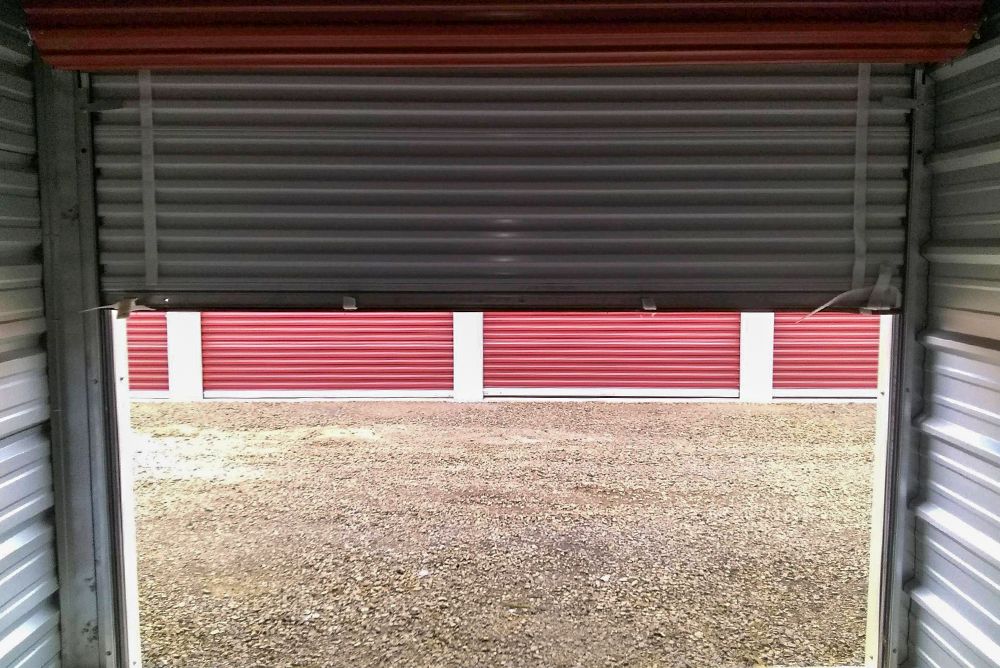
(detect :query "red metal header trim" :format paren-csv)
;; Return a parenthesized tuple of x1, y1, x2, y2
(25, 1, 981, 70)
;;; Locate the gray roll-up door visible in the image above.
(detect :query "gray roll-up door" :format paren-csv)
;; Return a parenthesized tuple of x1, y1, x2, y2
(90, 65, 912, 310)
(0, 1, 61, 666)
(900, 40, 1000, 668)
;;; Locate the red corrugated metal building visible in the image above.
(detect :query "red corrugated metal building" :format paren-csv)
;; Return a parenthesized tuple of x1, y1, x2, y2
(483, 312, 742, 396)
(127, 311, 882, 398)
(125, 312, 168, 392)
(773, 312, 881, 392)
(200, 312, 454, 394)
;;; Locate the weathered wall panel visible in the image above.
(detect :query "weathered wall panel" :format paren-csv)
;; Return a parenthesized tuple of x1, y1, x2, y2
(902, 40, 1000, 668)
(0, 1, 60, 665)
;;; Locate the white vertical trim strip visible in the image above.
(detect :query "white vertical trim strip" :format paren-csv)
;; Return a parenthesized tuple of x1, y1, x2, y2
(111, 315, 143, 667)
(452, 312, 484, 402)
(739, 312, 775, 402)
(865, 314, 895, 667)
(852, 64, 872, 289)
(138, 70, 157, 288)
(166, 311, 203, 401)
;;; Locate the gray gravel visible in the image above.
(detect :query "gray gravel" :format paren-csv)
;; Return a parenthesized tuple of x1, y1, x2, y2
(130, 401, 875, 668)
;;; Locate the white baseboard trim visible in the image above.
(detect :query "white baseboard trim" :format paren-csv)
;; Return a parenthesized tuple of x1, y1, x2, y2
(483, 387, 740, 398)
(203, 389, 453, 399)
(772, 388, 878, 399)
(129, 390, 169, 400)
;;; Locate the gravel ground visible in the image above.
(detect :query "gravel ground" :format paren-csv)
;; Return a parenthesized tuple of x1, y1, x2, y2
(130, 401, 874, 668)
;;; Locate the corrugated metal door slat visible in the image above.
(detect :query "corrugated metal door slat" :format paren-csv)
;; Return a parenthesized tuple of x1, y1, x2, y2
(201, 312, 453, 390)
(90, 66, 911, 311)
(483, 312, 740, 392)
(773, 312, 880, 389)
(126, 311, 168, 391)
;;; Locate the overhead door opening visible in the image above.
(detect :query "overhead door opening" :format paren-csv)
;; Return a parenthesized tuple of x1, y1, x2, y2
(82, 61, 910, 665)
(113, 308, 892, 668)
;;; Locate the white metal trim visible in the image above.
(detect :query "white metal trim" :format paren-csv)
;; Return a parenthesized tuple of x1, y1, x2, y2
(452, 312, 484, 402)
(772, 388, 878, 399)
(771, 397, 877, 404)
(110, 316, 142, 668)
(483, 387, 739, 398)
(852, 64, 872, 289)
(165, 311, 203, 401)
(739, 312, 775, 402)
(203, 389, 453, 399)
(128, 390, 169, 400)
(137, 70, 157, 287)
(865, 314, 894, 667)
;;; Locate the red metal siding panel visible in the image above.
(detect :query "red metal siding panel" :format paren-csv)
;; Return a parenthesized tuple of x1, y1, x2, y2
(25, 2, 980, 70)
(200, 312, 454, 391)
(773, 312, 881, 389)
(483, 312, 741, 389)
(126, 312, 168, 391)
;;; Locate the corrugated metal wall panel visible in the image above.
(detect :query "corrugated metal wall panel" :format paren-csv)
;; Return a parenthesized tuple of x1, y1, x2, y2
(201, 312, 453, 391)
(0, 1, 61, 666)
(23, 1, 979, 69)
(901, 40, 1000, 668)
(89, 66, 912, 311)
(125, 311, 167, 391)
(483, 312, 740, 392)
(773, 312, 881, 389)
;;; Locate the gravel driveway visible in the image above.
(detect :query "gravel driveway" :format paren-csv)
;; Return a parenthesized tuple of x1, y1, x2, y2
(130, 401, 874, 668)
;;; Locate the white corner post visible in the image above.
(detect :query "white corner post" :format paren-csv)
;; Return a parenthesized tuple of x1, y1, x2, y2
(110, 315, 143, 666)
(166, 311, 204, 400)
(739, 312, 775, 402)
(864, 314, 895, 666)
(452, 312, 484, 402)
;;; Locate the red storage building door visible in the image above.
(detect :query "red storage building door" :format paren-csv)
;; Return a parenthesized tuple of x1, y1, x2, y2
(200, 312, 454, 397)
(773, 312, 882, 397)
(126, 312, 168, 393)
(483, 312, 741, 397)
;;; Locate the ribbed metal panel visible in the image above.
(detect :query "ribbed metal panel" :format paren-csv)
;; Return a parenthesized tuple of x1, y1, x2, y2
(23, 1, 979, 69)
(483, 311, 740, 392)
(125, 311, 167, 391)
(90, 66, 912, 310)
(900, 40, 1000, 668)
(0, 1, 61, 666)
(773, 312, 880, 389)
(201, 312, 453, 391)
